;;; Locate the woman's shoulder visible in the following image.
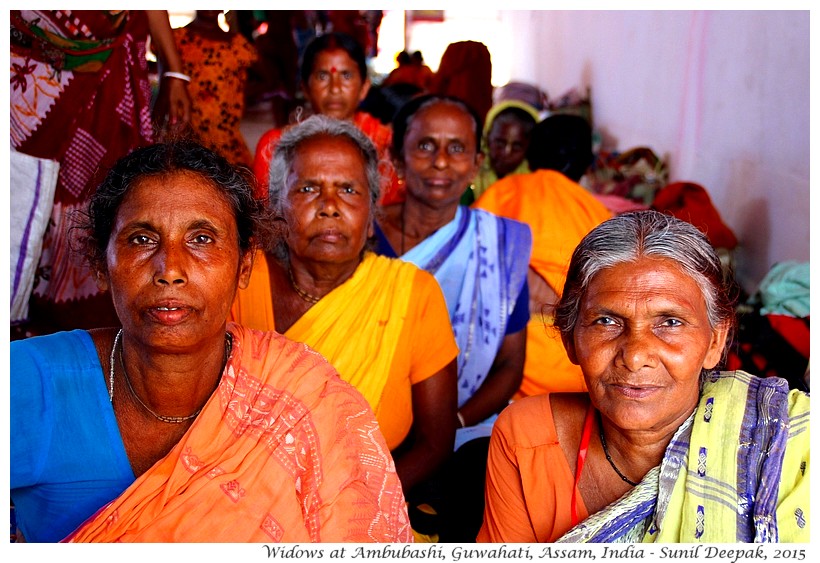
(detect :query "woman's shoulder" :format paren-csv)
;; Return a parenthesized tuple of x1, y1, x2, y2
(364, 253, 446, 312)
(469, 208, 532, 275)
(12, 330, 95, 363)
(354, 111, 392, 141)
(230, 324, 383, 422)
(11, 330, 106, 410)
(229, 31, 259, 61)
(229, 324, 360, 394)
(362, 252, 430, 285)
(495, 392, 589, 448)
(257, 127, 284, 150)
(708, 370, 810, 417)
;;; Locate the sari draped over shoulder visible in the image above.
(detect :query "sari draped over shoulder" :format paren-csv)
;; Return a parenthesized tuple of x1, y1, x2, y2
(285, 253, 415, 410)
(402, 207, 531, 410)
(557, 371, 811, 543)
(64, 324, 412, 542)
(230, 252, 458, 450)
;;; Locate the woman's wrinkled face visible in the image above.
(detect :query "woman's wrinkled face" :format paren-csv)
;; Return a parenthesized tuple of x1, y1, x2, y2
(283, 135, 373, 267)
(305, 48, 369, 121)
(397, 101, 483, 208)
(487, 117, 530, 178)
(566, 257, 728, 434)
(98, 171, 253, 352)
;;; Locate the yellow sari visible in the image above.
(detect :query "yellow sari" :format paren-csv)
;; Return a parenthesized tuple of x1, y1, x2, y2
(231, 252, 457, 449)
(285, 253, 415, 409)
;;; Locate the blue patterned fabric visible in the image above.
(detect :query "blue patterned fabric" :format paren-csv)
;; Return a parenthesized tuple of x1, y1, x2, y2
(398, 207, 531, 409)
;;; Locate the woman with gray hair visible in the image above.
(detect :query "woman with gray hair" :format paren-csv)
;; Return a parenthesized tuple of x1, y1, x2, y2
(231, 115, 459, 496)
(479, 210, 810, 543)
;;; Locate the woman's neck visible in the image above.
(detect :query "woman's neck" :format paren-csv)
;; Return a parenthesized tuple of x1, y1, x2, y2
(268, 251, 362, 333)
(286, 254, 361, 295)
(382, 197, 459, 255)
(118, 330, 229, 417)
(598, 407, 695, 480)
(405, 196, 459, 234)
(187, 18, 230, 40)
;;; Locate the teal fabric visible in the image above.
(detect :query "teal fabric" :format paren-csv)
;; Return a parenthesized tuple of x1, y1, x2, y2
(754, 261, 810, 317)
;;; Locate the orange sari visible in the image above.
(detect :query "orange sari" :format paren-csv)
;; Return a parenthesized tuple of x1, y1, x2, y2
(64, 324, 411, 542)
(474, 170, 612, 396)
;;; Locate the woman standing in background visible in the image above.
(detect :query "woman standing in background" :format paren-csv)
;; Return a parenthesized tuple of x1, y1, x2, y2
(11, 10, 191, 336)
(171, 10, 259, 168)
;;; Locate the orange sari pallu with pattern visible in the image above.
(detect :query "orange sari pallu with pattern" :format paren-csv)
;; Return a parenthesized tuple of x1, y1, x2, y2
(64, 324, 412, 542)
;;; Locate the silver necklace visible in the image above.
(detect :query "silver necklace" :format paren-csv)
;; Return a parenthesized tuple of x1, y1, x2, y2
(108, 328, 232, 424)
(108, 329, 120, 402)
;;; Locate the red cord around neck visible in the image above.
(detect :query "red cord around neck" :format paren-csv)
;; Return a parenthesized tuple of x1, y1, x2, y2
(571, 402, 596, 526)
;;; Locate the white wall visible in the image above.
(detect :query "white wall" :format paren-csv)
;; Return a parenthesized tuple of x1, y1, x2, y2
(499, 10, 810, 293)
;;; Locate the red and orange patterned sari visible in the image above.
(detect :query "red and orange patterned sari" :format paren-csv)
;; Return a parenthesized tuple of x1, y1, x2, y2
(11, 10, 155, 333)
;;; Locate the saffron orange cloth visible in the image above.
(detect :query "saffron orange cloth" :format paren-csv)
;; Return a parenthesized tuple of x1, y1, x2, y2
(474, 170, 612, 396)
(252, 111, 395, 201)
(65, 324, 412, 542)
(172, 26, 258, 167)
(477, 393, 588, 543)
(230, 252, 458, 450)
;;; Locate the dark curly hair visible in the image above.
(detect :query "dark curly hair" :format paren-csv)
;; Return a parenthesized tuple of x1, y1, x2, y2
(74, 140, 270, 275)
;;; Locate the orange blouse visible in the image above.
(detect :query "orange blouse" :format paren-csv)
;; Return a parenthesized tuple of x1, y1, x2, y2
(477, 394, 589, 543)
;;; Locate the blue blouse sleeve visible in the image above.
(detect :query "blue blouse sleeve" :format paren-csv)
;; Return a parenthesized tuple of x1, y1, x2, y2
(11, 337, 54, 488)
(10, 330, 135, 543)
(506, 278, 530, 335)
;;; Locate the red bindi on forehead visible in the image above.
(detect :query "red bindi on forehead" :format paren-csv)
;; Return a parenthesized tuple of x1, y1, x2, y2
(330, 66, 337, 73)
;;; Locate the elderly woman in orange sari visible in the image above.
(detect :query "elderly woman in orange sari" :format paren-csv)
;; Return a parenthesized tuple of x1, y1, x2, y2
(232, 115, 459, 499)
(11, 140, 410, 542)
(479, 211, 810, 543)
